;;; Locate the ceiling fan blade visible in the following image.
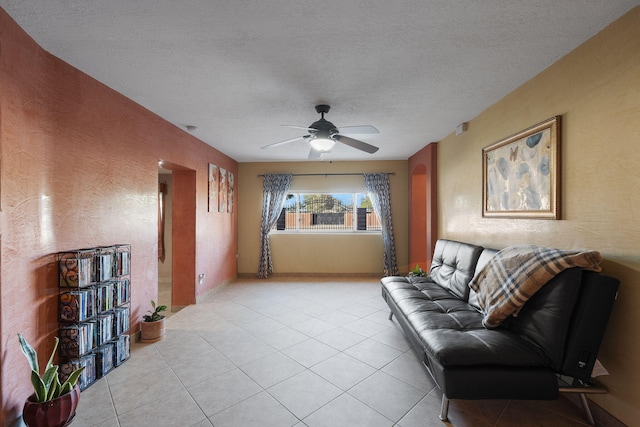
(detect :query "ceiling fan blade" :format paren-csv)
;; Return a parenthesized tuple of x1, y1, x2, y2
(261, 135, 307, 149)
(282, 125, 315, 132)
(308, 148, 322, 160)
(336, 125, 379, 135)
(334, 135, 379, 154)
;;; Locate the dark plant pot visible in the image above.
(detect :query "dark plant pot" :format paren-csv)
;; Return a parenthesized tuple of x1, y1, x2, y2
(23, 385, 80, 427)
(140, 318, 166, 343)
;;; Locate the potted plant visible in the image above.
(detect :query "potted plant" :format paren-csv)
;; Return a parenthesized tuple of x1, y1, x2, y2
(140, 300, 167, 343)
(18, 333, 85, 427)
(407, 264, 427, 282)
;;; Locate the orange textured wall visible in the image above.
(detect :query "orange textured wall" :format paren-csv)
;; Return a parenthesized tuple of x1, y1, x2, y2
(408, 143, 438, 270)
(0, 9, 237, 424)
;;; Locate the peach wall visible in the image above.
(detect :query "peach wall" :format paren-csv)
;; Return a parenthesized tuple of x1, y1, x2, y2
(436, 7, 640, 424)
(0, 9, 237, 425)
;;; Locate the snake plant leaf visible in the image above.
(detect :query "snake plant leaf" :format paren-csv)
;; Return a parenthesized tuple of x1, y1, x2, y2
(43, 365, 59, 400)
(60, 366, 85, 395)
(59, 381, 72, 395)
(18, 334, 40, 374)
(50, 377, 62, 400)
(42, 364, 58, 396)
(30, 370, 46, 402)
(45, 337, 60, 371)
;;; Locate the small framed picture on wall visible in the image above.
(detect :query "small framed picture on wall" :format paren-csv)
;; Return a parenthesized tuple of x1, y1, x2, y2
(208, 163, 218, 213)
(218, 167, 228, 213)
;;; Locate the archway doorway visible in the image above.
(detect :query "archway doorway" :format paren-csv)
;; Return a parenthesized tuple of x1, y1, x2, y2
(410, 164, 427, 270)
(158, 161, 197, 312)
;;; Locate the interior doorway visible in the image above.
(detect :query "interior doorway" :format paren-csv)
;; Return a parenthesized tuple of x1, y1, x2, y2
(410, 164, 427, 270)
(158, 161, 197, 312)
(158, 168, 173, 314)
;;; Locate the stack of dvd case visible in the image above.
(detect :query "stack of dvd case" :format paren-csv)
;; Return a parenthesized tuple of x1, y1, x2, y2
(96, 343, 115, 377)
(97, 247, 115, 282)
(113, 279, 130, 306)
(59, 249, 95, 288)
(58, 245, 130, 390)
(114, 334, 130, 366)
(116, 244, 131, 276)
(113, 306, 130, 336)
(96, 313, 114, 345)
(60, 353, 96, 391)
(59, 289, 96, 322)
(97, 282, 114, 312)
(60, 322, 95, 358)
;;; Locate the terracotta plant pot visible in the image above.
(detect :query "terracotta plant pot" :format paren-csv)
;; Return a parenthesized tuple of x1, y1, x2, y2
(23, 385, 80, 427)
(140, 318, 166, 343)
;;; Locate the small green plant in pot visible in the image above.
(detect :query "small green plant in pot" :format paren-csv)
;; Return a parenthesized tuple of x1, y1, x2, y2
(407, 264, 426, 278)
(142, 299, 167, 322)
(18, 333, 85, 427)
(140, 300, 167, 343)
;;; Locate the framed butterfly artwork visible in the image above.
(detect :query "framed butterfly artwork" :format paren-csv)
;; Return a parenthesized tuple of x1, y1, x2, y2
(482, 116, 560, 219)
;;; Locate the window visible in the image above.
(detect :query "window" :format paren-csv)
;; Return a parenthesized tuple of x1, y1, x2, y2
(273, 193, 381, 232)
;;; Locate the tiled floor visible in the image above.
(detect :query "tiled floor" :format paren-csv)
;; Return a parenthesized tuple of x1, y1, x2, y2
(75, 277, 595, 427)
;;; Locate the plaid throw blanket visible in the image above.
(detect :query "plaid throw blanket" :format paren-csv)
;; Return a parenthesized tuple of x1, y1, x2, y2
(469, 245, 602, 329)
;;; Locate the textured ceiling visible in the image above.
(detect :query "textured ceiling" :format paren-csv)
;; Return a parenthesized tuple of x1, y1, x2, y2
(2, 1, 638, 162)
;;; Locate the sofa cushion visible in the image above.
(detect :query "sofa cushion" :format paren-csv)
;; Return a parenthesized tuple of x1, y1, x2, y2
(428, 239, 483, 301)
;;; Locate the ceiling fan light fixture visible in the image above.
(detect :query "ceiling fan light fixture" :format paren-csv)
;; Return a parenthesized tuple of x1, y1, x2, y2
(262, 105, 379, 156)
(310, 136, 335, 152)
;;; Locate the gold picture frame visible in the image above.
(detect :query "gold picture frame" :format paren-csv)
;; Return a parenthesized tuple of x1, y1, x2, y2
(482, 116, 560, 219)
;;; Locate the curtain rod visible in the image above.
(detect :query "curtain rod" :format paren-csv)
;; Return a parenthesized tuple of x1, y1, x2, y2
(257, 172, 395, 178)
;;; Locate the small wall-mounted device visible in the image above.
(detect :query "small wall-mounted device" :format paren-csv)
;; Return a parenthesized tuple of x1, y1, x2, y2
(199, 273, 205, 285)
(455, 122, 468, 136)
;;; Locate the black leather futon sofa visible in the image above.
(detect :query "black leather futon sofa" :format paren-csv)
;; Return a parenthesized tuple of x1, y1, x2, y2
(381, 239, 619, 423)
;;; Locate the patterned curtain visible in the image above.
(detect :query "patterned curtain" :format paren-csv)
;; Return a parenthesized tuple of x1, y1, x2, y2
(364, 173, 399, 276)
(258, 174, 293, 278)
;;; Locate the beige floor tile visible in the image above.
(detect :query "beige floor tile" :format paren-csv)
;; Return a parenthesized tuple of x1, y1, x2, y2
(240, 351, 306, 388)
(303, 393, 393, 427)
(259, 326, 310, 350)
(314, 326, 368, 351)
(344, 338, 404, 369)
(117, 389, 206, 427)
(188, 368, 262, 417)
(348, 371, 427, 422)
(310, 352, 376, 390)
(209, 391, 299, 427)
(370, 325, 412, 351)
(74, 379, 116, 426)
(267, 370, 342, 419)
(315, 309, 361, 326)
(108, 365, 184, 415)
(381, 351, 436, 392)
(281, 338, 339, 367)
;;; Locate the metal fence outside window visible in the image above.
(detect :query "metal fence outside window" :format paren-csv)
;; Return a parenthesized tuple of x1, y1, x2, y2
(274, 193, 381, 232)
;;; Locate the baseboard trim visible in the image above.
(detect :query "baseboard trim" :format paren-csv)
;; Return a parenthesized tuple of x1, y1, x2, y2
(236, 272, 382, 279)
(195, 278, 234, 303)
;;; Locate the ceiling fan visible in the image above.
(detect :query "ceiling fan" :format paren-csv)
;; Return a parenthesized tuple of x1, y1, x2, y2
(261, 105, 380, 159)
